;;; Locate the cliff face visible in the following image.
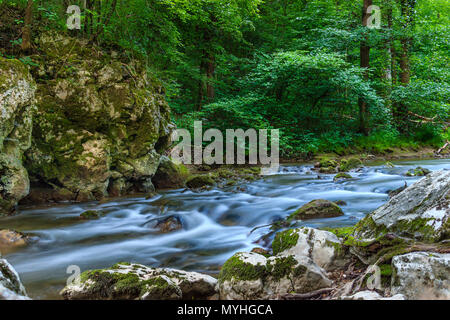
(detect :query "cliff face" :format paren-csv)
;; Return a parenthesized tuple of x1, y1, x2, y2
(0, 57, 36, 214)
(21, 33, 174, 203)
(0, 33, 174, 210)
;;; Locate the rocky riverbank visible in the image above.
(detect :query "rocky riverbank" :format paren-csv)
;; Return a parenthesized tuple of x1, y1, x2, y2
(1, 169, 442, 300)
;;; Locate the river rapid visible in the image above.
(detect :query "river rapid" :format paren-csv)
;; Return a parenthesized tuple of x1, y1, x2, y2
(1, 158, 449, 299)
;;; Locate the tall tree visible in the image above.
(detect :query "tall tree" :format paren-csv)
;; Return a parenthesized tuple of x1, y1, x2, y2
(358, 0, 372, 135)
(394, 0, 417, 132)
(21, 0, 33, 52)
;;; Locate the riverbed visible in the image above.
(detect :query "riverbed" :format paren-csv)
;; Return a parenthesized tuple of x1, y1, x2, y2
(1, 158, 449, 299)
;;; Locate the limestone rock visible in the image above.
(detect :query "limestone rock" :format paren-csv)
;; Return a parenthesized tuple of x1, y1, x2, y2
(0, 258, 29, 300)
(0, 57, 36, 214)
(340, 290, 405, 300)
(152, 156, 189, 189)
(272, 228, 347, 272)
(218, 250, 332, 300)
(289, 199, 344, 220)
(353, 170, 450, 242)
(391, 252, 449, 300)
(61, 262, 217, 300)
(25, 33, 174, 202)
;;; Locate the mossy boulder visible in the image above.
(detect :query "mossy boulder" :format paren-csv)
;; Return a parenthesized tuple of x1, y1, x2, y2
(152, 156, 189, 189)
(79, 210, 104, 220)
(186, 175, 215, 189)
(273, 227, 347, 271)
(289, 199, 344, 220)
(218, 251, 331, 300)
(353, 170, 450, 243)
(334, 173, 352, 182)
(0, 57, 36, 215)
(339, 157, 363, 172)
(61, 262, 217, 300)
(314, 157, 339, 174)
(391, 252, 450, 300)
(405, 166, 431, 177)
(24, 32, 174, 203)
(0, 258, 29, 300)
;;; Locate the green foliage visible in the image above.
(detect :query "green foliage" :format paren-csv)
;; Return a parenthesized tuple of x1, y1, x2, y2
(0, 0, 448, 158)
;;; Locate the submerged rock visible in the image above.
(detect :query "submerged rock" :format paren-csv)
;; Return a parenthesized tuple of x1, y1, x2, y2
(405, 166, 431, 177)
(354, 170, 450, 242)
(333, 173, 352, 182)
(61, 262, 217, 300)
(79, 210, 104, 220)
(0, 229, 30, 254)
(24, 33, 174, 203)
(0, 257, 29, 300)
(289, 199, 344, 220)
(153, 216, 183, 233)
(0, 57, 36, 215)
(391, 252, 449, 300)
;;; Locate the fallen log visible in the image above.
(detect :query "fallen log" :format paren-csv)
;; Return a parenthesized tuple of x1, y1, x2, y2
(274, 288, 334, 300)
(437, 140, 450, 154)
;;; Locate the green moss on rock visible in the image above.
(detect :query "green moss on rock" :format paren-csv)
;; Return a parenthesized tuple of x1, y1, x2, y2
(289, 199, 344, 221)
(186, 175, 215, 189)
(272, 229, 299, 255)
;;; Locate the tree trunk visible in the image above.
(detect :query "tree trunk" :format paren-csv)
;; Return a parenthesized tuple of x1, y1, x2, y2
(358, 0, 372, 136)
(21, 0, 33, 53)
(394, 0, 416, 133)
(205, 53, 215, 103)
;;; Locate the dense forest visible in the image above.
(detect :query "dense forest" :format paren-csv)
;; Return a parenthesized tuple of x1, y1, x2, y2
(1, 0, 449, 158)
(1, 0, 450, 303)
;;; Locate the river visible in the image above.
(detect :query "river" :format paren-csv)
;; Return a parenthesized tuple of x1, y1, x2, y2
(1, 158, 449, 299)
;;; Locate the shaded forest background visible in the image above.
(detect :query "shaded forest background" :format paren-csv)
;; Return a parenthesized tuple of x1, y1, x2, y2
(1, 0, 449, 159)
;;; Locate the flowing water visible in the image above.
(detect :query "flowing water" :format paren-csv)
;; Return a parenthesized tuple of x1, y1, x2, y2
(1, 158, 450, 299)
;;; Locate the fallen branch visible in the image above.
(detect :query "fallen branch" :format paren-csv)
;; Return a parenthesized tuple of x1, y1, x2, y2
(437, 140, 450, 154)
(275, 288, 334, 300)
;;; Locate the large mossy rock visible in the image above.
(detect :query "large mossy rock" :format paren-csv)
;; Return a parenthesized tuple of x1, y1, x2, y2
(272, 228, 348, 272)
(391, 252, 449, 300)
(218, 229, 338, 299)
(218, 250, 331, 300)
(353, 170, 450, 242)
(152, 156, 189, 189)
(289, 199, 344, 220)
(0, 57, 36, 215)
(24, 33, 174, 202)
(339, 157, 363, 172)
(0, 257, 29, 300)
(61, 262, 217, 300)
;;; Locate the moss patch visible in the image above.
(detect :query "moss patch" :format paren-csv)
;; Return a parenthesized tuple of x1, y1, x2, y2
(272, 229, 299, 255)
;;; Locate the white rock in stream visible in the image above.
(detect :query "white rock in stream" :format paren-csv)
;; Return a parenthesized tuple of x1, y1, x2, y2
(0, 258, 30, 300)
(354, 170, 450, 242)
(218, 250, 332, 300)
(61, 262, 217, 300)
(391, 252, 450, 300)
(273, 227, 347, 272)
